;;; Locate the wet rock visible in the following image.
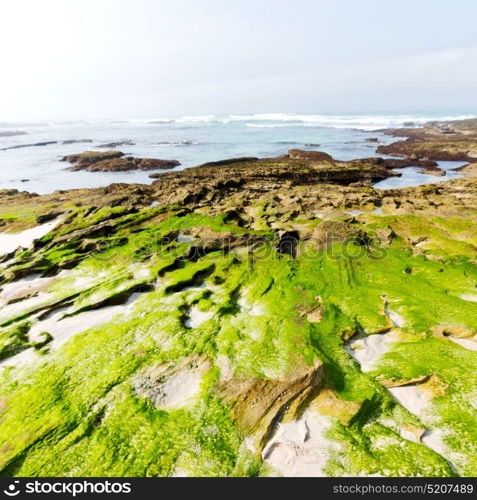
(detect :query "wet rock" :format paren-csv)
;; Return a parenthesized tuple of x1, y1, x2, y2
(61, 139, 93, 145)
(287, 149, 333, 161)
(61, 150, 124, 166)
(455, 163, 477, 177)
(198, 157, 259, 168)
(217, 358, 323, 449)
(0, 131, 27, 137)
(98, 140, 135, 148)
(62, 150, 180, 172)
(1, 141, 58, 151)
(377, 119, 477, 162)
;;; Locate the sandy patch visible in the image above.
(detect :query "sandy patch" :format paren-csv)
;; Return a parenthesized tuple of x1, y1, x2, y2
(446, 336, 477, 352)
(262, 409, 341, 477)
(177, 234, 196, 243)
(0, 292, 141, 370)
(184, 305, 214, 328)
(215, 354, 233, 381)
(0, 219, 60, 256)
(0, 291, 55, 324)
(460, 293, 477, 302)
(346, 331, 400, 372)
(134, 356, 209, 410)
(238, 296, 265, 317)
(388, 385, 432, 418)
(0, 274, 55, 304)
(32, 292, 140, 349)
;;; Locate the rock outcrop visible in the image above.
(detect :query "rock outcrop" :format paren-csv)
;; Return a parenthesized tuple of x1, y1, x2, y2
(377, 118, 477, 162)
(62, 150, 181, 171)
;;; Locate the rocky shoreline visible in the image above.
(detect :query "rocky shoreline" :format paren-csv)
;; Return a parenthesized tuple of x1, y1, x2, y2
(0, 119, 476, 477)
(376, 118, 477, 162)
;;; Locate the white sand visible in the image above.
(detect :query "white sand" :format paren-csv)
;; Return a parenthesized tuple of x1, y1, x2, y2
(215, 353, 234, 381)
(387, 384, 462, 471)
(0, 274, 53, 303)
(387, 309, 405, 328)
(460, 293, 477, 302)
(388, 385, 431, 418)
(415, 239, 429, 248)
(238, 296, 265, 317)
(177, 234, 196, 243)
(0, 293, 141, 369)
(184, 306, 214, 328)
(262, 409, 341, 477)
(0, 219, 60, 256)
(346, 331, 399, 372)
(0, 291, 55, 324)
(152, 362, 208, 410)
(447, 336, 477, 352)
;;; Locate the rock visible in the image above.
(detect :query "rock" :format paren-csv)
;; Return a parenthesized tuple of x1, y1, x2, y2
(418, 165, 445, 176)
(0, 131, 27, 137)
(62, 150, 180, 172)
(365, 137, 379, 142)
(198, 157, 259, 168)
(375, 226, 395, 245)
(0, 141, 58, 151)
(311, 220, 369, 248)
(217, 358, 323, 449)
(61, 139, 93, 145)
(98, 140, 135, 148)
(61, 150, 125, 165)
(377, 119, 477, 162)
(455, 163, 477, 177)
(287, 149, 333, 161)
(36, 211, 63, 224)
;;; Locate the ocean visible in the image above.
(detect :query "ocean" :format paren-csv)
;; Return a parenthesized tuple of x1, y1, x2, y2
(0, 113, 474, 195)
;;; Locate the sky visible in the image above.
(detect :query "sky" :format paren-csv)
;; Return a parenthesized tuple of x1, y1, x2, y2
(1, 0, 476, 121)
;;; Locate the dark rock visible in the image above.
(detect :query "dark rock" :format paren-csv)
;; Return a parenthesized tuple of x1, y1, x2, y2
(61, 139, 93, 145)
(0, 131, 27, 137)
(98, 140, 135, 148)
(36, 211, 63, 224)
(198, 157, 259, 168)
(62, 150, 180, 172)
(1, 141, 58, 151)
(287, 149, 333, 161)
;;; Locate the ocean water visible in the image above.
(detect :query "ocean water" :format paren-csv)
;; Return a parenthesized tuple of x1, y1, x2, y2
(0, 113, 473, 195)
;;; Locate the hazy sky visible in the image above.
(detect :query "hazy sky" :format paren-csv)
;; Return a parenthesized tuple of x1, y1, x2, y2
(1, 0, 477, 120)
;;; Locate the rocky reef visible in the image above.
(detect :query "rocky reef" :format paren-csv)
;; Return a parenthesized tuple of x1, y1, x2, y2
(0, 130, 476, 478)
(377, 118, 477, 162)
(62, 150, 181, 172)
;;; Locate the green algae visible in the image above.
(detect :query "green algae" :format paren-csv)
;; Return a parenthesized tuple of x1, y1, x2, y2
(0, 202, 476, 477)
(0, 323, 31, 361)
